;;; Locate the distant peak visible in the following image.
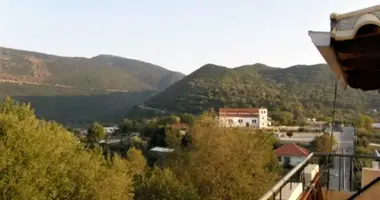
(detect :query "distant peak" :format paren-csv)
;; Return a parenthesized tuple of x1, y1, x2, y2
(92, 54, 120, 59)
(236, 63, 274, 69)
(200, 63, 226, 69)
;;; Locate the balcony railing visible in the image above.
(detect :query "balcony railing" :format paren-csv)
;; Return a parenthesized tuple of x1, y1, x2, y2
(258, 152, 379, 200)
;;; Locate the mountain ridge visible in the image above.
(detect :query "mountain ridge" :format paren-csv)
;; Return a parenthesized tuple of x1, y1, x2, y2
(0, 46, 185, 125)
(144, 63, 380, 120)
(0, 46, 185, 93)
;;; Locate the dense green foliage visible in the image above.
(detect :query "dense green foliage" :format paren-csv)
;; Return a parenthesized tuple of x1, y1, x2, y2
(133, 167, 200, 200)
(164, 114, 280, 199)
(0, 98, 280, 199)
(0, 97, 134, 200)
(357, 114, 374, 131)
(310, 134, 338, 152)
(146, 63, 380, 121)
(87, 121, 105, 143)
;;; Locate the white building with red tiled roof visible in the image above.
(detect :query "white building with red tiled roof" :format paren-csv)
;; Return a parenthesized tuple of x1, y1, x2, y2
(275, 143, 310, 167)
(217, 108, 269, 128)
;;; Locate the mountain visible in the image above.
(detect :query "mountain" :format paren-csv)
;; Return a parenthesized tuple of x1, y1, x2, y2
(0, 47, 185, 125)
(0, 47, 184, 94)
(145, 63, 380, 120)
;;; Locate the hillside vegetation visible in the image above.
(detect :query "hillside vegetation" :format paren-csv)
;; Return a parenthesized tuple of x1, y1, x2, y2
(0, 47, 184, 125)
(0, 47, 184, 93)
(145, 63, 380, 121)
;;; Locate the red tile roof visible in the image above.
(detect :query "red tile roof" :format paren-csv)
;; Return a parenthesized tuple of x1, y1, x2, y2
(171, 123, 188, 129)
(219, 108, 261, 117)
(275, 143, 309, 157)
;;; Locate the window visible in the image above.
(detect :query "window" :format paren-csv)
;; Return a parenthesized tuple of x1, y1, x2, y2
(278, 157, 282, 161)
(252, 119, 256, 123)
(238, 119, 243, 123)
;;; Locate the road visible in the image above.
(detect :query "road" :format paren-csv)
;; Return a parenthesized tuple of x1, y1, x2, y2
(277, 132, 323, 145)
(328, 126, 355, 191)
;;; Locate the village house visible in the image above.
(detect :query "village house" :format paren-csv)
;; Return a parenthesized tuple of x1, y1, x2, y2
(103, 126, 118, 134)
(275, 143, 310, 168)
(217, 108, 269, 129)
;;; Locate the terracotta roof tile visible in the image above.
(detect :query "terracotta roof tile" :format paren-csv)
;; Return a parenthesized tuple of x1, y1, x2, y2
(219, 108, 260, 113)
(171, 123, 188, 129)
(275, 143, 310, 157)
(218, 108, 265, 117)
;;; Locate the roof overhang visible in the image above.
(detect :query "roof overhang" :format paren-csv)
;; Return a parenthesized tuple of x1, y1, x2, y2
(309, 4, 380, 91)
(308, 31, 348, 89)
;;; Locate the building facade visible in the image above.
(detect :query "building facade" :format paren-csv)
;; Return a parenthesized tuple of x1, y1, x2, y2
(104, 126, 118, 134)
(217, 108, 269, 129)
(275, 143, 310, 168)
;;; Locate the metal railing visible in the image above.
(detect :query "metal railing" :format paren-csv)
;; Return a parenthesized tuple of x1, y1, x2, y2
(258, 152, 379, 200)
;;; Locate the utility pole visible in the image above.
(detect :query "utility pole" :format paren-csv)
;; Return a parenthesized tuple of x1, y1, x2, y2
(342, 148, 345, 191)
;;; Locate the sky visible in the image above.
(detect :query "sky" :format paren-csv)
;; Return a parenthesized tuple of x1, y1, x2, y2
(1, 0, 379, 74)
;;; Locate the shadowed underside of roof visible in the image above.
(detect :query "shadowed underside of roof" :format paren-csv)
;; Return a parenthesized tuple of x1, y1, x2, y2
(309, 4, 380, 91)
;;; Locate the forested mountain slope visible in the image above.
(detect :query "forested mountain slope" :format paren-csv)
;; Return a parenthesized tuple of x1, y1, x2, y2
(145, 63, 380, 120)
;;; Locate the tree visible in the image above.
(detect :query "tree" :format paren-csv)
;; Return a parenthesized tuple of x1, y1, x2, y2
(119, 118, 134, 133)
(158, 115, 180, 125)
(357, 136, 369, 148)
(286, 131, 293, 138)
(128, 136, 148, 154)
(126, 147, 147, 176)
(179, 113, 196, 126)
(165, 113, 280, 199)
(0, 98, 134, 200)
(271, 111, 294, 125)
(311, 134, 337, 152)
(357, 114, 374, 131)
(148, 127, 167, 149)
(140, 119, 159, 137)
(133, 167, 200, 200)
(87, 121, 105, 143)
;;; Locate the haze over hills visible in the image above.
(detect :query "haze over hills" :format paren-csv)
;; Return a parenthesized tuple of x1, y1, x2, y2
(0, 47, 185, 125)
(145, 63, 380, 121)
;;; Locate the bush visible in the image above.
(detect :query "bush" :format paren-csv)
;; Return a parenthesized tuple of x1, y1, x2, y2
(286, 131, 293, 138)
(357, 136, 369, 148)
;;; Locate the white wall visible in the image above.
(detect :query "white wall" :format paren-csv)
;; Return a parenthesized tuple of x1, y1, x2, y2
(258, 108, 268, 128)
(104, 127, 118, 134)
(218, 108, 269, 129)
(373, 123, 380, 129)
(219, 116, 260, 128)
(278, 156, 306, 167)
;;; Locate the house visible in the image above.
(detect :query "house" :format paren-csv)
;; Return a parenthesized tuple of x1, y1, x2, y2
(103, 126, 118, 134)
(267, 117, 273, 126)
(150, 147, 174, 153)
(148, 147, 174, 168)
(373, 122, 380, 129)
(217, 108, 269, 128)
(170, 122, 189, 135)
(275, 143, 310, 167)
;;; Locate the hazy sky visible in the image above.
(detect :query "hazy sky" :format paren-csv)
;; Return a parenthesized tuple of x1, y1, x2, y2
(1, 0, 379, 74)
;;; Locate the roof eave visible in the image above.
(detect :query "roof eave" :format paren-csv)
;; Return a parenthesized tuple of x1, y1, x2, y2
(308, 31, 348, 89)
